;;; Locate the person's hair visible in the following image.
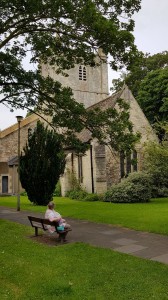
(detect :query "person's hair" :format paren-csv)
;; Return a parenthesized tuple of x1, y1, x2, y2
(48, 201, 55, 209)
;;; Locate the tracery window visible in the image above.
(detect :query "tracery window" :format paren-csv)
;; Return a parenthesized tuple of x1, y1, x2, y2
(120, 150, 138, 178)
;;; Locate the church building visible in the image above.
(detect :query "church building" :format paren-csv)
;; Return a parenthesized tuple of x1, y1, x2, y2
(0, 54, 157, 195)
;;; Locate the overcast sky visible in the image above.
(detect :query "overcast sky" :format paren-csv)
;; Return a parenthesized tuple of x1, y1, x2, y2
(0, 0, 168, 130)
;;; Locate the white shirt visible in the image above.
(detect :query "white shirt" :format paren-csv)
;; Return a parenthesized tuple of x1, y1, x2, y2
(45, 209, 62, 233)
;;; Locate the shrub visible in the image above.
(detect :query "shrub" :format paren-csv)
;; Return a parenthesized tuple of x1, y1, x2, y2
(157, 187, 168, 197)
(126, 171, 152, 186)
(97, 194, 105, 202)
(67, 188, 102, 202)
(83, 194, 99, 202)
(151, 186, 168, 198)
(66, 188, 88, 200)
(20, 191, 27, 196)
(105, 181, 134, 203)
(104, 172, 152, 203)
(66, 170, 81, 191)
(144, 141, 168, 197)
(53, 180, 62, 197)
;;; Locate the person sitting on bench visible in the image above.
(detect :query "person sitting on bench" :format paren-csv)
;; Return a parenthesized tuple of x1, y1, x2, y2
(45, 201, 71, 241)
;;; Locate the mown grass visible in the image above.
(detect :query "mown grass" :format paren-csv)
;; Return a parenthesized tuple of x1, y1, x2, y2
(0, 196, 168, 235)
(1, 219, 168, 300)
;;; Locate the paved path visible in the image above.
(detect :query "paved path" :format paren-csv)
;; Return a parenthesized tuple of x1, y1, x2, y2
(1, 206, 168, 265)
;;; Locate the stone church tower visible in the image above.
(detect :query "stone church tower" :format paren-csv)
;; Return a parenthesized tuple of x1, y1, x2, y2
(41, 49, 109, 108)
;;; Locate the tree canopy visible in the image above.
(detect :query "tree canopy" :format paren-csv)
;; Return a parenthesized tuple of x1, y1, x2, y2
(112, 51, 168, 97)
(0, 0, 141, 151)
(0, 0, 141, 109)
(137, 67, 168, 127)
(112, 51, 168, 138)
(125, 51, 168, 98)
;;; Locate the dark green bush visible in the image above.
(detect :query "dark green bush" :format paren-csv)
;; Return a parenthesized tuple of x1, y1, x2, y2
(20, 121, 65, 205)
(104, 172, 152, 203)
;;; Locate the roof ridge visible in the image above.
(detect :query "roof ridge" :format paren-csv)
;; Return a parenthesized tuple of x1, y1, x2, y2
(87, 86, 126, 110)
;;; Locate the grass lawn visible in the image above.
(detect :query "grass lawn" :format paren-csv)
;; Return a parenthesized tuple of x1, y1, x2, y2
(1, 219, 168, 300)
(0, 196, 168, 235)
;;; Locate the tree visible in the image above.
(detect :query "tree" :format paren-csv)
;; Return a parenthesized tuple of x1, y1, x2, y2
(137, 67, 168, 138)
(112, 51, 168, 138)
(112, 51, 168, 97)
(0, 1, 140, 119)
(0, 0, 142, 153)
(126, 51, 168, 98)
(20, 121, 65, 205)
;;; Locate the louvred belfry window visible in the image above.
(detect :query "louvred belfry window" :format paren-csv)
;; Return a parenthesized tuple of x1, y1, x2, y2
(79, 66, 82, 80)
(79, 66, 87, 81)
(83, 67, 86, 81)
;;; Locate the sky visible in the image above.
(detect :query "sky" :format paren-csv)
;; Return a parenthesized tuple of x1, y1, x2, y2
(0, 0, 168, 131)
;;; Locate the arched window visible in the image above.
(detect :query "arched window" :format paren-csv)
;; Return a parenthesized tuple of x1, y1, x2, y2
(133, 150, 138, 171)
(120, 151, 125, 178)
(120, 150, 138, 178)
(79, 66, 87, 81)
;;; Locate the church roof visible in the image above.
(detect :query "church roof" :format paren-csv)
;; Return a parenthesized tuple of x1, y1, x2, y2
(0, 113, 39, 138)
(76, 128, 92, 143)
(77, 85, 128, 143)
(87, 87, 124, 111)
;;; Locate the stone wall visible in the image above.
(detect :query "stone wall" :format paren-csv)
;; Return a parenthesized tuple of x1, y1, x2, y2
(105, 149, 120, 188)
(0, 114, 39, 194)
(0, 114, 39, 162)
(94, 143, 107, 194)
(121, 87, 158, 144)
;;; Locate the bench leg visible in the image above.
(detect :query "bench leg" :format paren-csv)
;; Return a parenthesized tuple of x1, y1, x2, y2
(35, 227, 38, 236)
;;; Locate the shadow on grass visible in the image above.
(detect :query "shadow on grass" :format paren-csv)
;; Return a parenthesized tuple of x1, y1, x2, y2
(27, 232, 72, 247)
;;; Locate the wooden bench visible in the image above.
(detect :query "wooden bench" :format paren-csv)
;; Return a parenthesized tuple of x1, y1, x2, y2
(28, 216, 71, 241)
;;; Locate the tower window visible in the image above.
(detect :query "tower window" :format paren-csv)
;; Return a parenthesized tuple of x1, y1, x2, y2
(79, 66, 83, 80)
(83, 67, 87, 81)
(79, 66, 87, 81)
